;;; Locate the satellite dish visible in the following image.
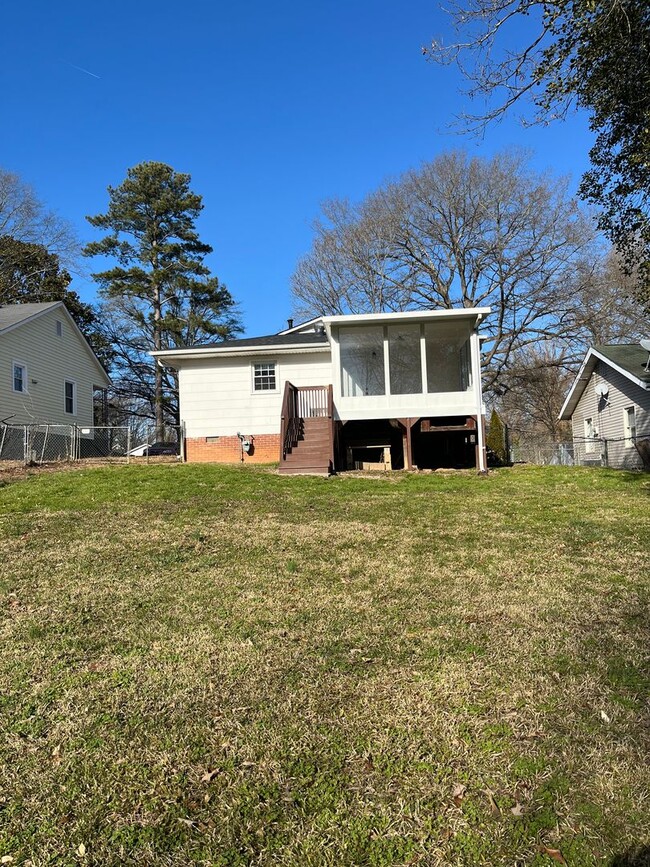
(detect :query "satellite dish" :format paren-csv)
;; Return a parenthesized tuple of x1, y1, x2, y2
(642, 339, 650, 372)
(595, 382, 609, 398)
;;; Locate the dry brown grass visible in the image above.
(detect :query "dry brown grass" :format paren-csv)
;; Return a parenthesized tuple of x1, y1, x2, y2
(0, 463, 648, 865)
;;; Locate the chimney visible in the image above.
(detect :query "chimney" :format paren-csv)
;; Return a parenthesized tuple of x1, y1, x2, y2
(287, 318, 294, 330)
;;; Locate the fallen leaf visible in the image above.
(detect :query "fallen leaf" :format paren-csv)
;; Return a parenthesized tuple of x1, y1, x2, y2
(1, 857, 15, 865)
(539, 845, 567, 864)
(482, 788, 500, 815)
(511, 802, 525, 816)
(201, 769, 219, 783)
(600, 710, 611, 724)
(76, 843, 86, 857)
(241, 761, 255, 768)
(452, 783, 466, 807)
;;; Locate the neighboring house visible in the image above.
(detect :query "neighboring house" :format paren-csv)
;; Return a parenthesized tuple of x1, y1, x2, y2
(0, 302, 111, 427)
(559, 343, 650, 469)
(152, 308, 491, 473)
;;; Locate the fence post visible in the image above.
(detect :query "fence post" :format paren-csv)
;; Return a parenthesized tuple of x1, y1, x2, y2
(23, 426, 28, 464)
(126, 428, 131, 465)
(180, 422, 186, 463)
(40, 425, 49, 464)
(602, 438, 608, 468)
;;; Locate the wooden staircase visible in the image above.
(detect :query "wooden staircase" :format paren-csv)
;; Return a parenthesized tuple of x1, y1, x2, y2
(279, 383, 334, 475)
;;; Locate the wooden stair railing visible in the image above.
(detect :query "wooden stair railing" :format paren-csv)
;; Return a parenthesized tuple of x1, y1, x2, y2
(279, 382, 335, 472)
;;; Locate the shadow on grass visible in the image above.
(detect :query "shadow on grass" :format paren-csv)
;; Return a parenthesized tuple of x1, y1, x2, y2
(610, 845, 650, 866)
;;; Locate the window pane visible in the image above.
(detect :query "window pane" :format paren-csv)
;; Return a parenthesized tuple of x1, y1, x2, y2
(425, 324, 472, 392)
(388, 324, 422, 394)
(13, 365, 24, 392)
(254, 363, 276, 391)
(65, 381, 75, 413)
(625, 407, 636, 442)
(340, 326, 385, 397)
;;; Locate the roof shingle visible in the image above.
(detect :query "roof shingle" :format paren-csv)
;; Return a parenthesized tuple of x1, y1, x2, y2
(0, 302, 61, 331)
(595, 343, 650, 386)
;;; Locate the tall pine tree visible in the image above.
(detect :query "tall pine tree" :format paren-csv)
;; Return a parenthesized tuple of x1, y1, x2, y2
(84, 162, 239, 436)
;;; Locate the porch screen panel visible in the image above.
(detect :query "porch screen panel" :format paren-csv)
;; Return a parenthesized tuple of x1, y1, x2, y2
(340, 326, 385, 396)
(424, 324, 472, 393)
(388, 324, 422, 394)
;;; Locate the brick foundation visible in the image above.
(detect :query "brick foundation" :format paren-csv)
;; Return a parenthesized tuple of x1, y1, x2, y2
(186, 434, 281, 464)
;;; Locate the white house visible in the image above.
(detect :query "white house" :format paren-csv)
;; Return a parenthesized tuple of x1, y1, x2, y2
(0, 302, 111, 428)
(152, 308, 491, 473)
(559, 342, 650, 469)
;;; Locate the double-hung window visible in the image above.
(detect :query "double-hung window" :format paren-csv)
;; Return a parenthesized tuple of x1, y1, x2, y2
(584, 417, 596, 453)
(624, 406, 636, 447)
(253, 362, 276, 392)
(64, 380, 76, 415)
(12, 363, 26, 393)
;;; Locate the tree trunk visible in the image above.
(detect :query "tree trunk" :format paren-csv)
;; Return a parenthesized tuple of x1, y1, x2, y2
(152, 242, 164, 441)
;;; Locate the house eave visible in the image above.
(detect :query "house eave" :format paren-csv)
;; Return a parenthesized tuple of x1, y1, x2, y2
(0, 301, 111, 386)
(322, 307, 491, 328)
(558, 347, 650, 420)
(151, 344, 331, 367)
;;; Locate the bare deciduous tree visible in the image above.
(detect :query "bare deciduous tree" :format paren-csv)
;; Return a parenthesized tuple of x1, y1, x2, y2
(497, 346, 574, 444)
(0, 168, 79, 291)
(292, 150, 607, 393)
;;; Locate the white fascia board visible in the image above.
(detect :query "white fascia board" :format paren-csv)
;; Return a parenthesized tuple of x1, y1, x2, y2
(151, 344, 331, 367)
(558, 350, 595, 420)
(558, 347, 650, 421)
(0, 302, 63, 335)
(0, 302, 111, 385)
(60, 305, 112, 385)
(590, 348, 650, 391)
(321, 307, 491, 327)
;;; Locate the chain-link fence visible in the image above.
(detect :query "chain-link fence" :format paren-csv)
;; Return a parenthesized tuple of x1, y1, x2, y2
(0, 423, 184, 465)
(509, 441, 575, 466)
(509, 436, 650, 470)
(572, 435, 649, 470)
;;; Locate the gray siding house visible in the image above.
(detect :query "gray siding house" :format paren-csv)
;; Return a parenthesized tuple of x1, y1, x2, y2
(559, 344, 650, 469)
(0, 302, 110, 427)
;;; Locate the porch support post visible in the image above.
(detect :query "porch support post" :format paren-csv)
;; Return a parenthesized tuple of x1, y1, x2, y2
(397, 417, 418, 470)
(471, 413, 487, 473)
(470, 331, 487, 473)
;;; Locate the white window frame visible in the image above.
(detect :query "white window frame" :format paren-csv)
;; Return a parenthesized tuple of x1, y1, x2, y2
(623, 406, 636, 447)
(64, 379, 77, 415)
(584, 417, 596, 453)
(12, 361, 27, 394)
(251, 361, 278, 394)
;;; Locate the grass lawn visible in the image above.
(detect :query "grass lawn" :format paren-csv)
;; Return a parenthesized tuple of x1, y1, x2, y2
(0, 463, 648, 866)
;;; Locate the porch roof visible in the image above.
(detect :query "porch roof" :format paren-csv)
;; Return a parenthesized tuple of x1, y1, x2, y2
(321, 307, 491, 329)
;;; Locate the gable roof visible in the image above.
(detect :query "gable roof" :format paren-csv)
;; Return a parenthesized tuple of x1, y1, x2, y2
(0, 301, 62, 331)
(559, 343, 650, 420)
(0, 302, 111, 385)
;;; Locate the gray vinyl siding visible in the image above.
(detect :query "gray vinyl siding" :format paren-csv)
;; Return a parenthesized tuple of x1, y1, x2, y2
(571, 359, 650, 468)
(0, 307, 109, 426)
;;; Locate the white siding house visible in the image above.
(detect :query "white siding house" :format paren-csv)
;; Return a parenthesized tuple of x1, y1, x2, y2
(0, 302, 110, 427)
(559, 343, 650, 469)
(153, 308, 491, 473)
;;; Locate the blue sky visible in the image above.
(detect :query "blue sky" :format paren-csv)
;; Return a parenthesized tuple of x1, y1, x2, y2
(2, 1, 593, 337)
